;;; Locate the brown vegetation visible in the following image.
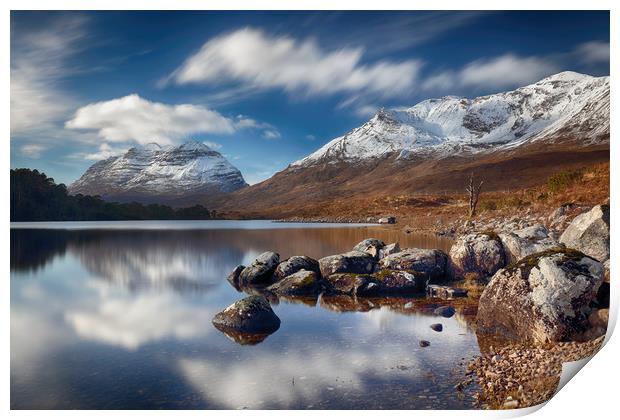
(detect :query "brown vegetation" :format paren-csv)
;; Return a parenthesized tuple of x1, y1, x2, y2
(218, 160, 609, 234)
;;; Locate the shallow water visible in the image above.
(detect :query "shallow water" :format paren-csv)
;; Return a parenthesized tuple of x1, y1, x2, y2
(10, 220, 481, 409)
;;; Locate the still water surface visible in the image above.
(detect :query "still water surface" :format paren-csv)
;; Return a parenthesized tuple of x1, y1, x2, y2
(11, 220, 481, 409)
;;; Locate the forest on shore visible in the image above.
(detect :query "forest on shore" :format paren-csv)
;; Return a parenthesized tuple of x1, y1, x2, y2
(10, 168, 215, 222)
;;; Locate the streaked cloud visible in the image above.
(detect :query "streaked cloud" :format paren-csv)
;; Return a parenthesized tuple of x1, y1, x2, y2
(18, 144, 48, 159)
(575, 41, 610, 65)
(167, 27, 423, 99)
(423, 54, 559, 92)
(10, 15, 87, 136)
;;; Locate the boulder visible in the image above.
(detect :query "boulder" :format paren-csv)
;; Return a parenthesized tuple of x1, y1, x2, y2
(353, 238, 385, 259)
(477, 248, 603, 343)
(499, 225, 560, 264)
(603, 259, 610, 283)
(378, 242, 401, 259)
(364, 269, 427, 295)
(227, 265, 245, 290)
(323, 273, 375, 295)
(559, 204, 610, 261)
(419, 340, 431, 347)
(433, 306, 456, 318)
(238, 252, 280, 286)
(430, 323, 443, 332)
(266, 269, 322, 296)
(212, 296, 281, 334)
(273, 255, 320, 281)
(426, 284, 468, 298)
(380, 248, 448, 280)
(449, 232, 506, 279)
(378, 216, 396, 224)
(319, 251, 376, 277)
(589, 308, 609, 330)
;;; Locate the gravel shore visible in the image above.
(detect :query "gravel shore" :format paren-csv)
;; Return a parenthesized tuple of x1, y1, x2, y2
(461, 335, 605, 409)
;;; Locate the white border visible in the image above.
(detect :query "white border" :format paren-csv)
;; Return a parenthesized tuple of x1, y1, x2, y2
(3, 1, 617, 419)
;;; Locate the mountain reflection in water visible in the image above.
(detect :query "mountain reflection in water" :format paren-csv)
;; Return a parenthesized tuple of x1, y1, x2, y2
(11, 221, 485, 410)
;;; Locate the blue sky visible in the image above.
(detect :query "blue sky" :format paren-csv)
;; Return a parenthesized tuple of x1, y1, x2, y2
(10, 11, 610, 185)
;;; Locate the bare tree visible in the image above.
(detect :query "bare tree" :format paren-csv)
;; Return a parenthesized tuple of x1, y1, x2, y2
(466, 172, 484, 218)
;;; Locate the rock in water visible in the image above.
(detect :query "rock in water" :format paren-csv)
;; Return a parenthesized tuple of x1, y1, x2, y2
(353, 238, 385, 259)
(430, 323, 443, 332)
(238, 252, 280, 286)
(323, 273, 376, 295)
(559, 204, 610, 261)
(419, 340, 431, 347)
(380, 248, 448, 280)
(267, 270, 322, 296)
(434, 306, 456, 318)
(449, 232, 506, 279)
(318, 251, 376, 277)
(477, 248, 603, 343)
(227, 265, 245, 290)
(212, 296, 281, 334)
(499, 225, 560, 264)
(378, 242, 401, 259)
(273, 256, 320, 281)
(368, 269, 427, 296)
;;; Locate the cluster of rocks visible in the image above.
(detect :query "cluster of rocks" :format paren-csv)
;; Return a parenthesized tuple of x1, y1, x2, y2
(462, 336, 604, 409)
(274, 215, 396, 224)
(215, 238, 460, 341)
(457, 204, 610, 344)
(454, 203, 610, 409)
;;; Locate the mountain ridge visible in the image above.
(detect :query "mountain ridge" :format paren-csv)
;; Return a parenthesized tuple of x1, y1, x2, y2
(209, 71, 609, 217)
(292, 71, 609, 168)
(69, 140, 248, 203)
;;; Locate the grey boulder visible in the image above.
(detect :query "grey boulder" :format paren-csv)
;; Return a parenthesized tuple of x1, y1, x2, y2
(267, 269, 323, 296)
(499, 224, 560, 265)
(353, 238, 385, 259)
(238, 252, 280, 286)
(559, 204, 610, 261)
(477, 248, 603, 343)
(273, 255, 320, 281)
(212, 295, 281, 334)
(319, 251, 376, 277)
(449, 232, 506, 279)
(380, 248, 448, 280)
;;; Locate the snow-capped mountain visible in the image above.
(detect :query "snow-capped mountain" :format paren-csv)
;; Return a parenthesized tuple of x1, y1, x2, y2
(212, 71, 609, 215)
(293, 72, 609, 167)
(69, 141, 248, 201)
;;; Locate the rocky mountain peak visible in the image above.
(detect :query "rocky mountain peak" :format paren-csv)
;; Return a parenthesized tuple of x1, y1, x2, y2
(69, 141, 248, 202)
(292, 72, 609, 168)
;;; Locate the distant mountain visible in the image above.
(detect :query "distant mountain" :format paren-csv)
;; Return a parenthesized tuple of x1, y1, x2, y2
(212, 72, 609, 217)
(294, 71, 609, 167)
(69, 141, 248, 203)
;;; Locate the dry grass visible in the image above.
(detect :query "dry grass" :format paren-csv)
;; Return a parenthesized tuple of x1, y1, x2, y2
(235, 161, 609, 231)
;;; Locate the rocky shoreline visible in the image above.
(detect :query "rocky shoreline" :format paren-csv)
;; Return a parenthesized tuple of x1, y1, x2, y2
(214, 202, 610, 408)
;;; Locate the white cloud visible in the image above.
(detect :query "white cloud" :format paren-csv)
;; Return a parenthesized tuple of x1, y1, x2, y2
(203, 141, 223, 150)
(305, 134, 316, 141)
(575, 41, 610, 65)
(423, 53, 559, 92)
(10, 15, 87, 135)
(262, 129, 281, 140)
(19, 144, 48, 159)
(65, 94, 236, 145)
(168, 27, 423, 99)
(353, 104, 379, 118)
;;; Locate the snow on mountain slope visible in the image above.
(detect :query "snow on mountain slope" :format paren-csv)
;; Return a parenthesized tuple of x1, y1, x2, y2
(293, 72, 609, 167)
(69, 141, 248, 198)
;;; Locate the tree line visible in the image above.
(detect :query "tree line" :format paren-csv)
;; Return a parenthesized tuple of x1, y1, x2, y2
(10, 168, 215, 221)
